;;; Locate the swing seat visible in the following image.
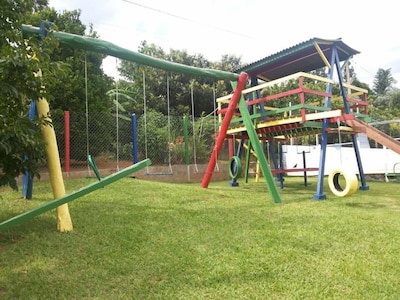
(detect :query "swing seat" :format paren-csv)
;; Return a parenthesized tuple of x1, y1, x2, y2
(387, 173, 400, 179)
(144, 171, 174, 176)
(192, 163, 220, 175)
(144, 164, 173, 176)
(387, 162, 400, 180)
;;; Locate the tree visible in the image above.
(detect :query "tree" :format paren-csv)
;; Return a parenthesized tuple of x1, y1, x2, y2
(368, 88, 400, 137)
(137, 110, 170, 163)
(118, 42, 242, 117)
(0, 0, 63, 189)
(26, 6, 115, 159)
(373, 68, 396, 96)
(212, 54, 243, 97)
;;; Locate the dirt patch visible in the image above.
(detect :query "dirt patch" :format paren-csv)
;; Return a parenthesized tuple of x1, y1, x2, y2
(36, 160, 231, 184)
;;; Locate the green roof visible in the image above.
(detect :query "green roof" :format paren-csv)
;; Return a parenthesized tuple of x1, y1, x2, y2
(235, 38, 359, 81)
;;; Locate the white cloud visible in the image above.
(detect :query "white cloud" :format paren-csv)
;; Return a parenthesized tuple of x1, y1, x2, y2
(48, 0, 400, 87)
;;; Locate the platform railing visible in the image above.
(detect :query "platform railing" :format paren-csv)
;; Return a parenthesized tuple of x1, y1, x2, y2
(217, 72, 369, 127)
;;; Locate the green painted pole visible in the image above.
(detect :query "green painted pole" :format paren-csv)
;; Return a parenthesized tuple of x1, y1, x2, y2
(21, 25, 239, 81)
(0, 159, 151, 231)
(88, 154, 102, 181)
(237, 97, 282, 203)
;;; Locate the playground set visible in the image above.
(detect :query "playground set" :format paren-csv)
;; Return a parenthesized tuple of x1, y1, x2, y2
(2, 25, 400, 232)
(201, 38, 400, 203)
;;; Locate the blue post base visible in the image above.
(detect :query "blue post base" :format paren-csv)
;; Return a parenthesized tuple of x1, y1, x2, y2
(275, 176, 284, 189)
(359, 185, 370, 191)
(22, 173, 33, 200)
(313, 194, 326, 200)
(229, 180, 239, 187)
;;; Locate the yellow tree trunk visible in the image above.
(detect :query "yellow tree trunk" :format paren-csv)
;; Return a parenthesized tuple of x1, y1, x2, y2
(37, 98, 73, 232)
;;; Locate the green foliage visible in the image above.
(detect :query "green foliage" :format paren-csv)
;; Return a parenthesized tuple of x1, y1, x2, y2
(369, 89, 400, 138)
(191, 113, 218, 163)
(0, 0, 64, 189)
(365, 68, 400, 138)
(0, 112, 46, 190)
(119, 41, 242, 117)
(110, 116, 134, 161)
(108, 84, 140, 121)
(137, 110, 170, 163)
(373, 68, 396, 96)
(26, 6, 115, 162)
(261, 79, 299, 110)
(111, 142, 133, 160)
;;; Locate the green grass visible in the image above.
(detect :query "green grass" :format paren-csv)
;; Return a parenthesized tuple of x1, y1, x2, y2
(1, 176, 400, 299)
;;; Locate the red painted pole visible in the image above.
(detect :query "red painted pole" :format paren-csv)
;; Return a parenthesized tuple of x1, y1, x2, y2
(64, 111, 70, 172)
(228, 138, 234, 158)
(201, 72, 248, 188)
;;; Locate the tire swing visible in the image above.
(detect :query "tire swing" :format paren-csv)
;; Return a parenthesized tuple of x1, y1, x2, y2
(328, 169, 358, 197)
(229, 156, 242, 180)
(328, 121, 358, 197)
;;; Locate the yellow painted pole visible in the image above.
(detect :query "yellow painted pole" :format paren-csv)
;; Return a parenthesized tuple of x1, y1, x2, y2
(313, 42, 331, 69)
(37, 98, 73, 232)
(255, 161, 260, 183)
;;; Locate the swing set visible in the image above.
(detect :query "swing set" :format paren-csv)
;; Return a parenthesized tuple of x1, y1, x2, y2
(6, 23, 237, 232)
(142, 71, 173, 176)
(189, 83, 220, 174)
(139, 71, 220, 176)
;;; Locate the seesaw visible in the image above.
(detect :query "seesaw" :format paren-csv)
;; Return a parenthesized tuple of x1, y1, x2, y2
(0, 159, 151, 231)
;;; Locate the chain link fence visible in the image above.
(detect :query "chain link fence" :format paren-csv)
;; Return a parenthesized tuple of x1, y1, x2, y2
(49, 110, 229, 175)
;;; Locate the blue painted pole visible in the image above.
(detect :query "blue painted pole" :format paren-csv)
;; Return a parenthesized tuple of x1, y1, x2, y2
(131, 113, 138, 164)
(313, 47, 336, 200)
(278, 143, 284, 189)
(268, 142, 279, 180)
(22, 101, 37, 199)
(351, 134, 369, 190)
(333, 52, 369, 191)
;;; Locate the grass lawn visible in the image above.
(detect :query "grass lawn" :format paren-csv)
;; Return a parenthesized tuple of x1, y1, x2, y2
(1, 176, 400, 299)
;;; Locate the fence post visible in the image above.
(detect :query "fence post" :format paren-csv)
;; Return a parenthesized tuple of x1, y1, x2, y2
(64, 111, 70, 172)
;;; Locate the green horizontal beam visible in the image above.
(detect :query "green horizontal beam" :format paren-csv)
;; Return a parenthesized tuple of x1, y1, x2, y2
(303, 104, 331, 111)
(302, 121, 323, 128)
(0, 159, 151, 232)
(230, 103, 332, 126)
(21, 25, 239, 81)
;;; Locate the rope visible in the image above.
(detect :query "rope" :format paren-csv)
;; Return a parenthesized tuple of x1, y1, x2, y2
(115, 58, 120, 171)
(143, 70, 173, 175)
(166, 74, 173, 173)
(191, 82, 219, 173)
(212, 82, 220, 172)
(143, 70, 149, 174)
(84, 54, 91, 176)
(190, 83, 199, 173)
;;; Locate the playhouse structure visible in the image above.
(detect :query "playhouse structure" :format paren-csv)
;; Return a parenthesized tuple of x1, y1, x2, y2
(201, 38, 400, 202)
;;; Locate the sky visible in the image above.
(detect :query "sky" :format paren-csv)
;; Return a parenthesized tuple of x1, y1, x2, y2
(47, 0, 400, 88)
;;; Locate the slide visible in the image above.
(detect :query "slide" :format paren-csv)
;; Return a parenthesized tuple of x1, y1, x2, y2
(347, 118, 400, 155)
